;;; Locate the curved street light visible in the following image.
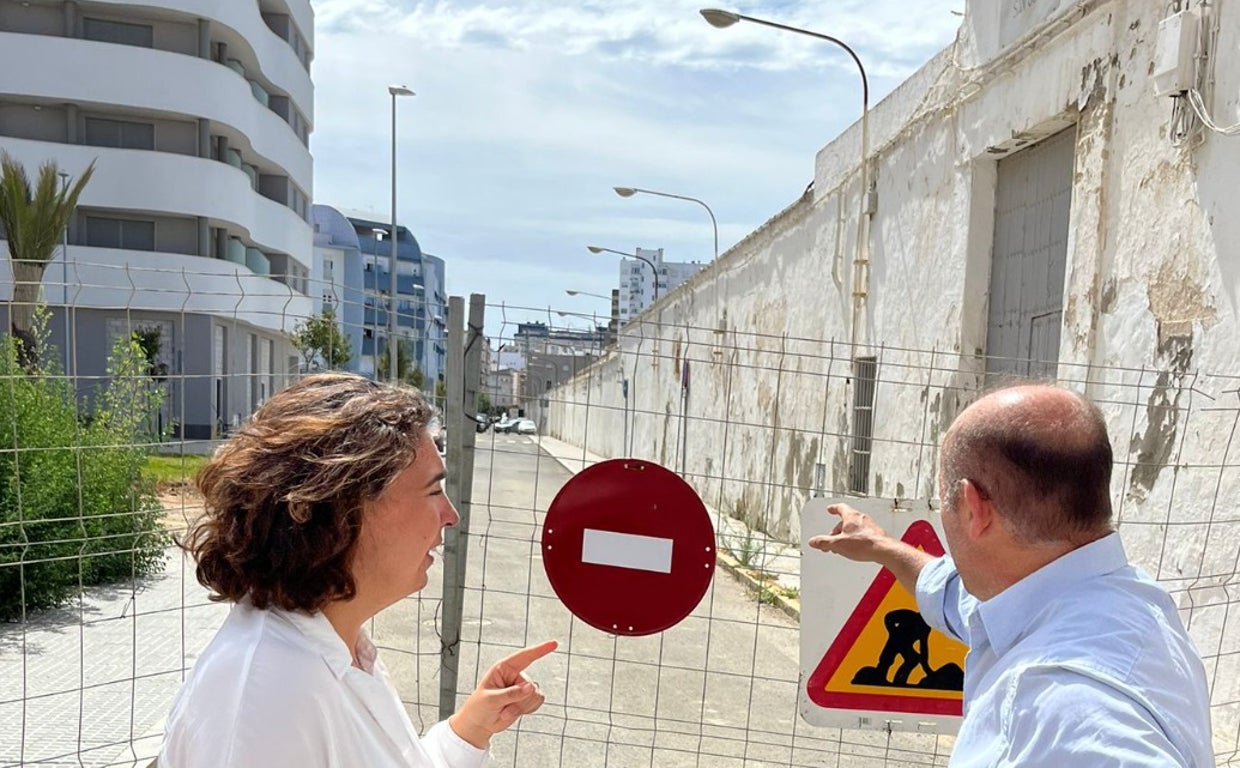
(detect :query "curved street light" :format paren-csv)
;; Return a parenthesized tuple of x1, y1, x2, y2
(565, 289, 611, 301)
(587, 245, 660, 300)
(699, 9, 871, 348)
(613, 186, 718, 262)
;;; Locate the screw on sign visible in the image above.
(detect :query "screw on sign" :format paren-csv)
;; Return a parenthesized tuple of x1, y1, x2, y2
(542, 459, 716, 636)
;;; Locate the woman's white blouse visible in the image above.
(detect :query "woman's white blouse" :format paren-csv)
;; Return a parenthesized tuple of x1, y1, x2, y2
(159, 600, 487, 768)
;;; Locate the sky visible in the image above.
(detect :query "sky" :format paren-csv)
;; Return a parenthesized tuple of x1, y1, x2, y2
(308, 0, 965, 342)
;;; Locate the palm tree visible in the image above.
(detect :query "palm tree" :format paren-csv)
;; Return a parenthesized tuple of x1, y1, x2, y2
(0, 152, 93, 368)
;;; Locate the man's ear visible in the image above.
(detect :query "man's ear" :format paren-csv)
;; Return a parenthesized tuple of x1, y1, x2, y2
(960, 479, 995, 540)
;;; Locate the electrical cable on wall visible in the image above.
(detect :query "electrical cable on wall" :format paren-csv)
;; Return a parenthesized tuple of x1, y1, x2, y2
(1186, 0, 1240, 136)
(1187, 89, 1240, 135)
(1165, 0, 1239, 144)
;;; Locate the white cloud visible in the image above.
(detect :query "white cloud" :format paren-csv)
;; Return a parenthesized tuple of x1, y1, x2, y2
(307, 0, 963, 340)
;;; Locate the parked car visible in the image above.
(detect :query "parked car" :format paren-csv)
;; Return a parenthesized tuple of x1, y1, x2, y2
(515, 419, 537, 435)
(473, 413, 490, 433)
(493, 417, 519, 434)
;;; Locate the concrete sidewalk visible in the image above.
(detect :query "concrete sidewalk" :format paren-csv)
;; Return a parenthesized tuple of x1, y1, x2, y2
(530, 435, 804, 620)
(0, 549, 225, 768)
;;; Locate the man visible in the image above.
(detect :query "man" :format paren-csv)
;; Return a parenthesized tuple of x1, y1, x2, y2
(810, 385, 1213, 767)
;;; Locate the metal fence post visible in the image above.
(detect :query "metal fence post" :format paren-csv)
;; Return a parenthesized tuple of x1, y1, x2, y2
(439, 294, 485, 720)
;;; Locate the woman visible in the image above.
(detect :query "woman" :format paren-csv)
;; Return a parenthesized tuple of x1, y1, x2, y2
(160, 373, 555, 767)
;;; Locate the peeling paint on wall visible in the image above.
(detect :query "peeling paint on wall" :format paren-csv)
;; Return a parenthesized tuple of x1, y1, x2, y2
(831, 399, 850, 495)
(1128, 334, 1193, 501)
(1148, 264, 1217, 345)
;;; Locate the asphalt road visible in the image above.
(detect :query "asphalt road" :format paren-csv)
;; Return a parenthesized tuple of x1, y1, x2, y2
(370, 435, 952, 767)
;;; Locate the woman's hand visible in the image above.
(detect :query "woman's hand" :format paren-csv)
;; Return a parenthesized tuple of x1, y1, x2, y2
(449, 639, 558, 749)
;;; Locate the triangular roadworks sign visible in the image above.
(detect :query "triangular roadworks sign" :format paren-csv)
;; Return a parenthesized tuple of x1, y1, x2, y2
(806, 520, 967, 716)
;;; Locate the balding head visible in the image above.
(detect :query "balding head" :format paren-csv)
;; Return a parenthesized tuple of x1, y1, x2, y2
(941, 385, 1114, 545)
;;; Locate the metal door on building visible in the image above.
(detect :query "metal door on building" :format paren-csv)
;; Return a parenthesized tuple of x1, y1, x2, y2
(985, 127, 1075, 378)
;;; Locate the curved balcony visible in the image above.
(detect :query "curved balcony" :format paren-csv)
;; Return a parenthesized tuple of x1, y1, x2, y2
(0, 246, 313, 334)
(1, 137, 311, 268)
(0, 31, 311, 191)
(262, 0, 315, 54)
(83, 0, 313, 121)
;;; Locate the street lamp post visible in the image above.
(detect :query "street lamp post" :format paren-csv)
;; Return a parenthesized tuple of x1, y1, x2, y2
(565, 290, 620, 346)
(58, 171, 70, 376)
(612, 187, 718, 262)
(587, 245, 659, 300)
(613, 185, 720, 324)
(388, 84, 415, 385)
(564, 289, 610, 301)
(700, 9, 871, 349)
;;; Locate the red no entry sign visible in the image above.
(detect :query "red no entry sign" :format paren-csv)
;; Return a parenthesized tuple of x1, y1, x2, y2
(542, 459, 716, 636)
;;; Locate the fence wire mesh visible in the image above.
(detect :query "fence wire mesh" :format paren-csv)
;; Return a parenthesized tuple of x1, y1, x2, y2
(0, 275, 1237, 767)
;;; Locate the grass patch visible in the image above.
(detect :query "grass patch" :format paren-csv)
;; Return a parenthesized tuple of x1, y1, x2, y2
(143, 454, 208, 489)
(760, 583, 800, 606)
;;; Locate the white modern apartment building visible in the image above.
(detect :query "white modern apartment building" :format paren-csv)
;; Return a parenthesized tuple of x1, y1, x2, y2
(617, 247, 703, 322)
(310, 204, 366, 375)
(0, 0, 314, 439)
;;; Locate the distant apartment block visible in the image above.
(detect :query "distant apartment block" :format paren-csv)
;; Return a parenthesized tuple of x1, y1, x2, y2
(617, 247, 704, 322)
(308, 206, 447, 387)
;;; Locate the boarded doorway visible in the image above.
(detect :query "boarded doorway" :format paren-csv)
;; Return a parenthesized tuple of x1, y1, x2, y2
(985, 127, 1076, 379)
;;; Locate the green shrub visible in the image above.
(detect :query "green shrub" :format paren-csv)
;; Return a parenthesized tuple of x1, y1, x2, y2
(0, 315, 169, 620)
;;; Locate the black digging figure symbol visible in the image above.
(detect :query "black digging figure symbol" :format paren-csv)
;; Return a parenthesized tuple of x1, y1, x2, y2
(851, 609, 964, 691)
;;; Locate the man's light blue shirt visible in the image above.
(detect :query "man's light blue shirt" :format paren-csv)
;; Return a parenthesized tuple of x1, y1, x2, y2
(916, 532, 1213, 767)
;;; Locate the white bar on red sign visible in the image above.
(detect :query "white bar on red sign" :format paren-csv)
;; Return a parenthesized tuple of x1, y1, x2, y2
(581, 529, 674, 574)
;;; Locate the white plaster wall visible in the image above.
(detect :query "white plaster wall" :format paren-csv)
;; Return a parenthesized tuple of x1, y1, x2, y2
(558, 0, 1239, 539)
(550, 3, 1240, 750)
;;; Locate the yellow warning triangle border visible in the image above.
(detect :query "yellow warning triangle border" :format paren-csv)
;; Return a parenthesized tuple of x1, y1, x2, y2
(805, 520, 964, 716)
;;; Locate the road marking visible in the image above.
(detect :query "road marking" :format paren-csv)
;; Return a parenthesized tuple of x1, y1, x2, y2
(581, 529, 673, 573)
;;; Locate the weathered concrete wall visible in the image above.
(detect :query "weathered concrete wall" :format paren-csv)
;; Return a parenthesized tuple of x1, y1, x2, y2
(558, 0, 1238, 527)
(552, 7, 1240, 742)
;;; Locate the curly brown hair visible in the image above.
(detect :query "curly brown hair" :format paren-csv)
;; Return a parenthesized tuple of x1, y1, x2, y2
(182, 372, 435, 612)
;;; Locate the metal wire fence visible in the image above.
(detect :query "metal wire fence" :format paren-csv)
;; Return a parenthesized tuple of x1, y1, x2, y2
(1, 268, 1237, 767)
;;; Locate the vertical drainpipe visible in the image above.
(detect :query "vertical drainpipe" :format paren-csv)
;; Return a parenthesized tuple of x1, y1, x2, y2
(197, 18, 211, 58)
(65, 104, 78, 144)
(198, 119, 211, 159)
(63, 100, 78, 248)
(198, 218, 211, 259)
(197, 17, 213, 263)
(63, 1, 78, 37)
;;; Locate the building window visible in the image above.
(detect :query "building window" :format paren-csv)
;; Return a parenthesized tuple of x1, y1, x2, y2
(85, 216, 156, 251)
(84, 117, 155, 150)
(848, 356, 878, 495)
(83, 18, 153, 48)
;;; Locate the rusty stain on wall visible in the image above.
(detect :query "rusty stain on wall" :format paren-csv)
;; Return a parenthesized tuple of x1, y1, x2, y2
(923, 389, 967, 499)
(831, 401, 850, 495)
(1101, 278, 1118, 313)
(659, 401, 671, 467)
(1128, 334, 1193, 500)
